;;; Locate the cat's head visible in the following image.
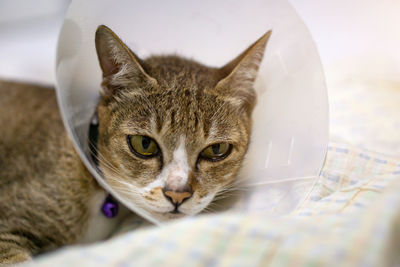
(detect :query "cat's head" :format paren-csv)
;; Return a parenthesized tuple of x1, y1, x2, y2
(94, 25, 270, 221)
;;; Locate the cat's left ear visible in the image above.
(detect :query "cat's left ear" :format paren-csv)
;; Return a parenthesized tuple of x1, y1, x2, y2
(95, 25, 157, 97)
(215, 31, 272, 114)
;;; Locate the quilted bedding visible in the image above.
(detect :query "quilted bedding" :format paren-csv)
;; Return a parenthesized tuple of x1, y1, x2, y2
(23, 142, 400, 266)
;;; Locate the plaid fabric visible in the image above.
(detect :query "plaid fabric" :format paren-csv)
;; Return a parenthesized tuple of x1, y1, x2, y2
(25, 142, 400, 266)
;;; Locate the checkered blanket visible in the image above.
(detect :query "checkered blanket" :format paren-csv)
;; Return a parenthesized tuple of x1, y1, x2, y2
(24, 142, 400, 266)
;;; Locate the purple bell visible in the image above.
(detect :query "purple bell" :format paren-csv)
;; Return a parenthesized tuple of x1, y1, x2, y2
(101, 195, 119, 218)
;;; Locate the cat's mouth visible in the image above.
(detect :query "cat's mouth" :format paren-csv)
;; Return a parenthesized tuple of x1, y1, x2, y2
(168, 206, 186, 217)
(163, 211, 185, 220)
(169, 202, 187, 215)
(170, 209, 181, 214)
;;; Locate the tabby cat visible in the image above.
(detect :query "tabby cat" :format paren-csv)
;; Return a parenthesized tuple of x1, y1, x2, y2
(0, 25, 271, 264)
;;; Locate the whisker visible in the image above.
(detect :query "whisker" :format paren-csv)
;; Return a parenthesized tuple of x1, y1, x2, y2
(202, 205, 218, 213)
(87, 138, 122, 176)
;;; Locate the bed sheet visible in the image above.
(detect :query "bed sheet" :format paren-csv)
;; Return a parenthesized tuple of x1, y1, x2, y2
(24, 142, 400, 266)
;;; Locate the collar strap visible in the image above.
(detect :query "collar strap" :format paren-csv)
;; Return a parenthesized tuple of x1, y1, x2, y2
(89, 113, 119, 218)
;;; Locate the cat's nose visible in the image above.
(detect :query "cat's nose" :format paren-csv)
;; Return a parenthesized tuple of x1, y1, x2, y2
(163, 187, 192, 207)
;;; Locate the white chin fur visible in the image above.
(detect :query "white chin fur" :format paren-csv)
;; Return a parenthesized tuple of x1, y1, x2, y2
(140, 192, 217, 221)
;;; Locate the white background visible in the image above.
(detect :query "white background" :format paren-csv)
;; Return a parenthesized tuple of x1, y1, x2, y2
(0, 0, 399, 85)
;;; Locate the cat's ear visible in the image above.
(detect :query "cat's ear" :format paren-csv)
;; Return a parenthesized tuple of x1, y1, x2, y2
(215, 31, 272, 114)
(95, 25, 156, 96)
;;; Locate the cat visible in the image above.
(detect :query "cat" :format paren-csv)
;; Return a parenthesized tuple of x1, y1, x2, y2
(0, 25, 271, 264)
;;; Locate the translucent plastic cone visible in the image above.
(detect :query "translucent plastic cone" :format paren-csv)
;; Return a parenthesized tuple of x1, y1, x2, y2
(56, 0, 328, 224)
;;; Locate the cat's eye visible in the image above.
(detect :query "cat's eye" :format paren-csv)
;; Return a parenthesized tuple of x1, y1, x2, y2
(127, 135, 159, 158)
(200, 143, 232, 161)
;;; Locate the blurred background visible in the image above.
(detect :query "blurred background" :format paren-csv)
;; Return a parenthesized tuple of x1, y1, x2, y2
(0, 0, 69, 84)
(0, 0, 399, 84)
(0, 0, 400, 155)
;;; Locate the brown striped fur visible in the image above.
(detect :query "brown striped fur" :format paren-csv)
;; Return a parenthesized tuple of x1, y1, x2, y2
(0, 81, 98, 264)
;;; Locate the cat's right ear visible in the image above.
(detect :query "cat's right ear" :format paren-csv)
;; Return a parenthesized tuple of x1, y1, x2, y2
(214, 31, 271, 115)
(95, 25, 157, 97)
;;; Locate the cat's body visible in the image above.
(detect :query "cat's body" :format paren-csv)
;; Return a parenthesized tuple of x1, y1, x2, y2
(0, 26, 270, 264)
(0, 81, 103, 263)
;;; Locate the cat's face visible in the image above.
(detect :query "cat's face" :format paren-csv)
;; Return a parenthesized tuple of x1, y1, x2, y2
(94, 25, 270, 221)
